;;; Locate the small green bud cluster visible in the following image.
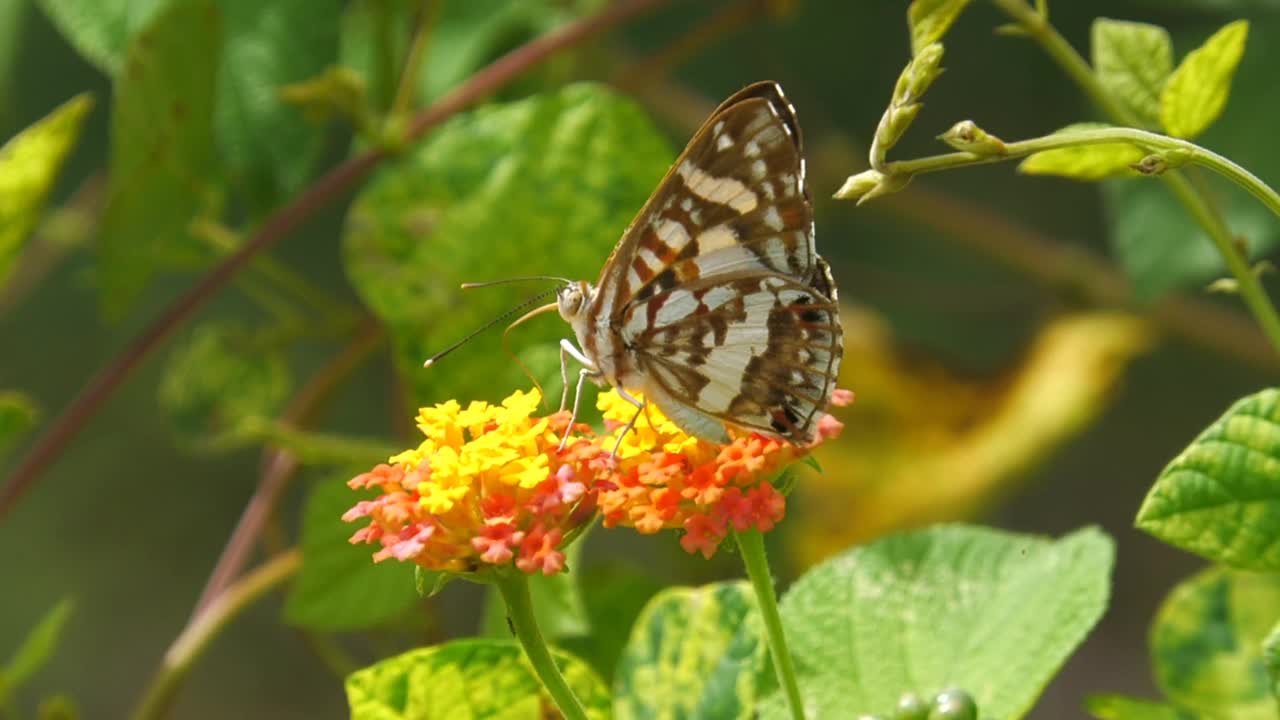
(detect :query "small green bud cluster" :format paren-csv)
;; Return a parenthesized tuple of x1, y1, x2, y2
(854, 688, 979, 720)
(871, 43, 946, 169)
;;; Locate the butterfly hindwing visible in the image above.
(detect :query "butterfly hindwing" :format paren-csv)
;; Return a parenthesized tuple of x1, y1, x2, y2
(620, 265, 841, 444)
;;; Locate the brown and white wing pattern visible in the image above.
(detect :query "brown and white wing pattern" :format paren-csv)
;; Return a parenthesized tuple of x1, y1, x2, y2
(583, 81, 843, 445)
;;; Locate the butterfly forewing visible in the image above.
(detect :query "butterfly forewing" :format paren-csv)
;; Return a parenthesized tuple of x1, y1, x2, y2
(580, 81, 842, 445)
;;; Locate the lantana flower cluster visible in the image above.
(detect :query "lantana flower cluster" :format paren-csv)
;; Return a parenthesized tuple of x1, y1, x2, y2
(344, 386, 850, 575)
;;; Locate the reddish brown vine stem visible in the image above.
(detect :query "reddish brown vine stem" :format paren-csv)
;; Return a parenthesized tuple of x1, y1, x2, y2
(0, 0, 673, 520)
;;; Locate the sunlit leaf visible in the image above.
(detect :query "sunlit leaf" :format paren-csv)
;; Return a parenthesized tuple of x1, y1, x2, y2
(285, 475, 418, 631)
(613, 582, 767, 720)
(35, 0, 172, 75)
(343, 83, 671, 408)
(1092, 19, 1173, 127)
(1, 598, 74, 700)
(906, 0, 971, 55)
(1151, 567, 1280, 719)
(1161, 20, 1249, 139)
(157, 323, 292, 449)
(215, 0, 339, 212)
(1137, 388, 1280, 571)
(1018, 122, 1145, 181)
(0, 94, 93, 289)
(762, 525, 1114, 719)
(97, 0, 221, 316)
(0, 391, 39, 460)
(345, 640, 609, 719)
(787, 309, 1150, 566)
(1086, 694, 1200, 720)
(1263, 620, 1280, 704)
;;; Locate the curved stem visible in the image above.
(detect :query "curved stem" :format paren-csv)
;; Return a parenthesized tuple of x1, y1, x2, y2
(0, 0, 672, 521)
(735, 528, 805, 720)
(493, 573, 589, 720)
(131, 550, 301, 720)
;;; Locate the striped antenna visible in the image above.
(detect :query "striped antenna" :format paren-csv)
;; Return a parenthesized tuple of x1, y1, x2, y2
(422, 287, 561, 368)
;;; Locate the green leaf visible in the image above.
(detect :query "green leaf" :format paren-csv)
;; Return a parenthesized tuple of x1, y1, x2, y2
(343, 83, 671, 407)
(1092, 19, 1173, 127)
(216, 0, 339, 212)
(97, 0, 221, 316)
(906, 0, 971, 55)
(0, 391, 39, 459)
(763, 525, 1114, 719)
(1086, 694, 1200, 720)
(285, 475, 419, 631)
(0, 93, 93, 289)
(1263, 620, 1280, 704)
(1161, 20, 1249, 139)
(1018, 122, 1145, 181)
(35, 0, 172, 75)
(1136, 388, 1280, 570)
(1103, 19, 1280, 301)
(345, 640, 609, 719)
(2, 599, 74, 698)
(482, 530, 589, 641)
(158, 323, 292, 449)
(0, 0, 29, 127)
(1151, 567, 1280, 719)
(613, 581, 767, 720)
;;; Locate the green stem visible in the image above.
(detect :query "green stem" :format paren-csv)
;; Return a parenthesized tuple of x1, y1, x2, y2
(990, 0, 1280, 355)
(735, 528, 805, 720)
(493, 573, 589, 720)
(131, 551, 301, 720)
(390, 0, 444, 119)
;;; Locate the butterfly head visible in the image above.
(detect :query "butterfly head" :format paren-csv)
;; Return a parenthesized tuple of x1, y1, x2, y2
(556, 281, 593, 323)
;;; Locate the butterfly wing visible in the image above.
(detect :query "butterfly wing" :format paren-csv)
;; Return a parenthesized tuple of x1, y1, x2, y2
(587, 81, 817, 325)
(620, 262, 842, 444)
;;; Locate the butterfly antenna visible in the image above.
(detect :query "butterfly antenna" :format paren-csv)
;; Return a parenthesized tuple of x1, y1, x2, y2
(460, 275, 572, 290)
(422, 288, 559, 368)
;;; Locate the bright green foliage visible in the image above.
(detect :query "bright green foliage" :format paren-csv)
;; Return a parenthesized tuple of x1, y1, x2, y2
(0, 94, 93, 289)
(216, 0, 339, 212)
(613, 581, 767, 720)
(1018, 122, 1145, 181)
(284, 475, 418, 631)
(906, 0, 971, 55)
(1136, 388, 1280, 571)
(345, 640, 609, 719)
(1264, 620, 1280, 706)
(157, 323, 291, 449)
(762, 525, 1114, 719)
(0, 391, 39, 460)
(1104, 19, 1279, 301)
(1092, 19, 1172, 127)
(343, 83, 671, 407)
(1086, 694, 1199, 719)
(0, 599, 74, 705)
(35, 0, 172, 75)
(1151, 567, 1280, 719)
(1160, 21, 1249, 140)
(482, 534, 590, 641)
(339, 0, 605, 113)
(97, 0, 221, 316)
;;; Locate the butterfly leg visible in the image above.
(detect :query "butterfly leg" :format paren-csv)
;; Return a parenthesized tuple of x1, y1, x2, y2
(558, 339, 601, 451)
(611, 401, 647, 457)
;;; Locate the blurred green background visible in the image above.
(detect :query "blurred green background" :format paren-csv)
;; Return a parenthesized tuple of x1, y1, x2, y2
(1, 0, 1277, 717)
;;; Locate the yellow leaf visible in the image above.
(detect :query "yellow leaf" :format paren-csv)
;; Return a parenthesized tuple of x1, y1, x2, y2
(1018, 122, 1145, 181)
(0, 93, 93, 288)
(907, 0, 970, 55)
(1160, 20, 1249, 139)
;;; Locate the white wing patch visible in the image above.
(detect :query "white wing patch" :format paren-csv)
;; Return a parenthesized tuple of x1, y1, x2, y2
(677, 160, 758, 214)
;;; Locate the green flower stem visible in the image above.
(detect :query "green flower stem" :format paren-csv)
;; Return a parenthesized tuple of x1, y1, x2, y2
(131, 550, 301, 720)
(735, 528, 805, 720)
(494, 572, 589, 720)
(989, 0, 1280, 356)
(886, 130, 1280, 355)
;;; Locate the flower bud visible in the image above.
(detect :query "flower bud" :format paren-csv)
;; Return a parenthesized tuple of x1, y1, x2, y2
(939, 120, 1006, 156)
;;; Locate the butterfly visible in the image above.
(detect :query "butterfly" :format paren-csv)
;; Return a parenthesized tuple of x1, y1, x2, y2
(554, 81, 843, 447)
